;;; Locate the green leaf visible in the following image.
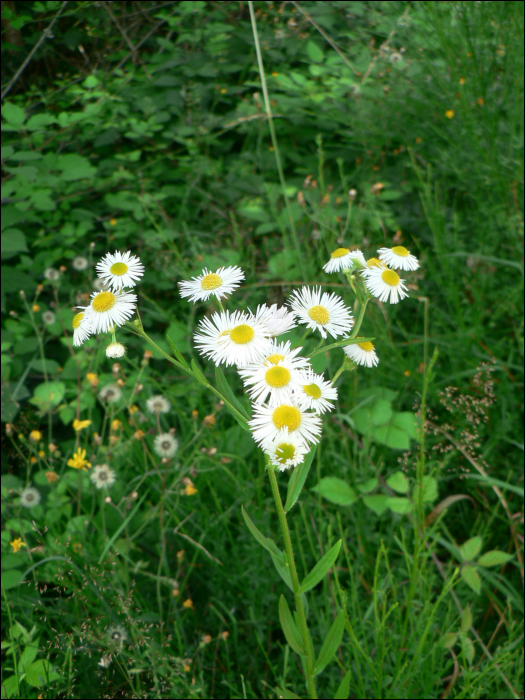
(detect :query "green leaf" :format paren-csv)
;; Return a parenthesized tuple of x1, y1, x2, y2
(461, 635, 475, 664)
(306, 40, 324, 63)
(83, 75, 100, 88)
(391, 412, 420, 440)
(274, 687, 302, 700)
(386, 497, 412, 514)
(311, 477, 357, 506)
(271, 551, 293, 591)
(285, 445, 316, 511)
(386, 472, 410, 493)
(2, 102, 26, 125)
(362, 494, 390, 515)
(477, 550, 514, 567)
(166, 334, 189, 368)
(1, 146, 14, 159)
(314, 610, 345, 676)
(370, 399, 393, 426)
(1, 569, 22, 590)
(278, 595, 305, 656)
(241, 506, 283, 560)
(412, 476, 438, 503)
(372, 424, 410, 450)
(460, 606, 472, 633)
(334, 670, 351, 699)
(25, 113, 56, 131)
(31, 358, 60, 375)
(28, 381, 65, 412)
(56, 154, 96, 181)
(191, 359, 208, 386)
(459, 536, 483, 562)
(441, 632, 457, 649)
(215, 365, 249, 418)
(357, 478, 378, 494)
(18, 643, 39, 672)
(300, 540, 342, 593)
(25, 659, 60, 687)
(1, 228, 27, 258)
(0, 674, 19, 699)
(461, 565, 481, 594)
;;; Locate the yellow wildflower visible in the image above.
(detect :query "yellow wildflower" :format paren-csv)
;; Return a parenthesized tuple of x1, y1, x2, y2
(134, 430, 145, 440)
(67, 447, 91, 471)
(445, 109, 454, 119)
(185, 485, 198, 496)
(32, 304, 40, 312)
(183, 599, 194, 609)
(86, 373, 99, 387)
(29, 430, 42, 442)
(38, 450, 45, 458)
(128, 404, 139, 415)
(109, 218, 117, 226)
(30, 456, 37, 464)
(219, 631, 229, 641)
(111, 419, 122, 431)
(201, 634, 212, 645)
(10, 538, 26, 553)
(73, 419, 92, 431)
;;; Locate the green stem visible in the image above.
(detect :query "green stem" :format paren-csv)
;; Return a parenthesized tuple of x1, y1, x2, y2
(248, 1, 305, 280)
(2, 588, 20, 698)
(267, 467, 317, 699)
(350, 297, 369, 338)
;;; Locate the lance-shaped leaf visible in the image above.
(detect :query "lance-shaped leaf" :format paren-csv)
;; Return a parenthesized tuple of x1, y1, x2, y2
(241, 506, 283, 560)
(215, 365, 250, 419)
(300, 540, 342, 593)
(275, 687, 303, 699)
(278, 595, 306, 656)
(314, 609, 345, 676)
(166, 334, 189, 369)
(191, 359, 208, 386)
(334, 670, 351, 699)
(271, 552, 293, 591)
(285, 445, 316, 512)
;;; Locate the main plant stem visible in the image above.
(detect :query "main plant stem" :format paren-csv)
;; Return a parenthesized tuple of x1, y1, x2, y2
(268, 468, 317, 699)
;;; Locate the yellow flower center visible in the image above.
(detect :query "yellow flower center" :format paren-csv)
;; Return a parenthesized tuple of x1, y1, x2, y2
(92, 291, 117, 313)
(358, 341, 374, 352)
(265, 365, 291, 388)
(367, 257, 384, 268)
(391, 246, 409, 257)
(272, 405, 302, 431)
(308, 305, 330, 325)
(230, 324, 254, 344)
(266, 353, 285, 364)
(303, 383, 321, 399)
(200, 273, 223, 290)
(110, 262, 128, 276)
(381, 269, 400, 287)
(331, 247, 350, 258)
(72, 312, 84, 329)
(275, 443, 296, 463)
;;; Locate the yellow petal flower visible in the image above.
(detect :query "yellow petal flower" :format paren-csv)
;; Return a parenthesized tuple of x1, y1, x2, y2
(73, 419, 92, 431)
(67, 447, 92, 471)
(10, 538, 26, 553)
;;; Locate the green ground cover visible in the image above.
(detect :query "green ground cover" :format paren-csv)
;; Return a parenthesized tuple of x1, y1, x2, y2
(1, 1, 523, 698)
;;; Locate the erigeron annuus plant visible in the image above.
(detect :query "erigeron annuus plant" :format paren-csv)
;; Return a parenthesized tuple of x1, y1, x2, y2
(72, 243, 420, 699)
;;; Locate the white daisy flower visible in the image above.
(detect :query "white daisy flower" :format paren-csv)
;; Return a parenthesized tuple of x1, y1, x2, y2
(98, 385, 122, 403)
(20, 486, 41, 508)
(289, 286, 353, 339)
(42, 310, 56, 325)
(72, 312, 93, 347)
(44, 268, 60, 281)
(264, 429, 309, 470)
(96, 251, 145, 291)
(82, 290, 137, 334)
(254, 304, 297, 336)
(378, 246, 419, 271)
(360, 257, 387, 277)
(146, 395, 171, 414)
(323, 248, 366, 273)
(106, 342, 126, 358)
(240, 358, 302, 407)
(249, 402, 322, 448)
(239, 339, 311, 377)
(194, 309, 272, 368)
(90, 464, 116, 489)
(343, 339, 379, 367)
(179, 266, 245, 303)
(72, 256, 89, 271)
(293, 368, 338, 414)
(364, 266, 409, 304)
(154, 432, 179, 458)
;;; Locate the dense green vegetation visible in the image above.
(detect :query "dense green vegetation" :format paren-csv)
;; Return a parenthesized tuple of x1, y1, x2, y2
(1, 2, 523, 698)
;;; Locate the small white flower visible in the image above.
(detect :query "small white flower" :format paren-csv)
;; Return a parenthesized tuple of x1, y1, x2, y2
(107, 625, 128, 645)
(239, 339, 311, 377)
(106, 342, 126, 358)
(42, 310, 56, 325)
(343, 339, 379, 367)
(254, 304, 297, 336)
(249, 401, 322, 448)
(377, 246, 419, 271)
(389, 51, 403, 64)
(96, 251, 145, 291)
(264, 429, 309, 470)
(98, 655, 112, 669)
(154, 432, 179, 458)
(289, 286, 353, 339)
(72, 256, 89, 271)
(240, 358, 302, 407)
(146, 395, 171, 414)
(323, 248, 366, 273)
(194, 309, 272, 368)
(81, 290, 137, 334)
(293, 368, 338, 414)
(364, 266, 409, 304)
(44, 268, 60, 281)
(90, 464, 116, 489)
(360, 257, 387, 276)
(179, 266, 245, 303)
(98, 384, 122, 403)
(20, 486, 41, 508)
(72, 312, 93, 347)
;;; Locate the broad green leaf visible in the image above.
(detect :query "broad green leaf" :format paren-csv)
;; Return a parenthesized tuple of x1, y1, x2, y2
(1, 228, 27, 257)
(412, 476, 438, 503)
(358, 386, 398, 403)
(386, 472, 410, 493)
(477, 550, 513, 567)
(18, 643, 39, 672)
(441, 632, 457, 649)
(0, 674, 19, 699)
(357, 478, 378, 494)
(311, 477, 357, 506)
(1, 145, 14, 159)
(370, 399, 393, 426)
(334, 670, 351, 699)
(460, 606, 472, 633)
(278, 595, 305, 656)
(285, 445, 316, 511)
(306, 40, 324, 63)
(25, 113, 56, 131)
(25, 659, 60, 687)
(362, 494, 390, 515)
(461, 635, 475, 664)
(314, 610, 345, 676)
(1, 569, 23, 590)
(300, 540, 342, 593)
(2, 102, 26, 125)
(56, 154, 96, 181)
(459, 536, 483, 562)
(191, 359, 208, 386)
(391, 412, 420, 440)
(28, 381, 65, 412)
(386, 497, 412, 514)
(241, 506, 283, 560)
(461, 565, 481, 594)
(83, 75, 100, 88)
(373, 424, 410, 450)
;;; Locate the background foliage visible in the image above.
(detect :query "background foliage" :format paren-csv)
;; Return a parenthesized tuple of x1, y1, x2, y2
(1, 1, 523, 698)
